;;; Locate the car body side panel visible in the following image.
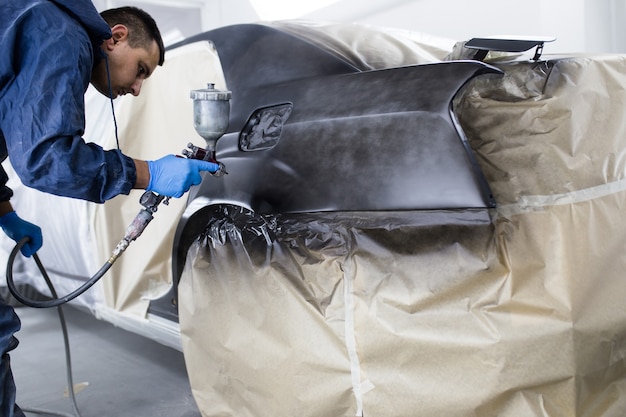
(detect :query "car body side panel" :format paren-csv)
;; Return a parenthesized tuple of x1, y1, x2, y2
(149, 24, 501, 320)
(189, 61, 500, 214)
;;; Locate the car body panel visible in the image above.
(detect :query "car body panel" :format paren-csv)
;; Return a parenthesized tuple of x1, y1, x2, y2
(148, 24, 501, 320)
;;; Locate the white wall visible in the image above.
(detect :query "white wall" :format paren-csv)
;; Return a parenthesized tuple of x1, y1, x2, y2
(304, 0, 624, 53)
(95, 0, 626, 53)
(608, 0, 626, 52)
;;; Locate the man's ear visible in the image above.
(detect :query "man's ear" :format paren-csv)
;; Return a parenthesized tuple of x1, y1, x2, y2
(105, 24, 129, 49)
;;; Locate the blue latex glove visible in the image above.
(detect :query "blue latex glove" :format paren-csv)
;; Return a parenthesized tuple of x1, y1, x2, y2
(146, 155, 219, 198)
(0, 211, 43, 257)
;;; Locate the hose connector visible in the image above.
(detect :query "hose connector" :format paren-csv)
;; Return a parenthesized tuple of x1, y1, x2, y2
(107, 191, 165, 265)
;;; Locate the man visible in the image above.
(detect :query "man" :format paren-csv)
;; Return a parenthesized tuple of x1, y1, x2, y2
(0, 1, 218, 415)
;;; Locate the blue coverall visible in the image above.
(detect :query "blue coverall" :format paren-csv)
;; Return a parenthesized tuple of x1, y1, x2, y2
(0, 1, 133, 414)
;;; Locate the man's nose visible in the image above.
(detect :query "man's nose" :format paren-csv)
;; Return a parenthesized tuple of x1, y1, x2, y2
(131, 79, 144, 96)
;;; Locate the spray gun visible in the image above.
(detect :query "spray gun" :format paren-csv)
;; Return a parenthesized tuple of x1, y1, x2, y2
(110, 83, 232, 263)
(7, 83, 232, 308)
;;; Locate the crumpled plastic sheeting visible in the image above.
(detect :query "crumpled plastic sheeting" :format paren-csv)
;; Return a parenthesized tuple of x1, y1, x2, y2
(179, 209, 495, 417)
(179, 54, 626, 416)
(266, 20, 456, 70)
(455, 55, 626, 206)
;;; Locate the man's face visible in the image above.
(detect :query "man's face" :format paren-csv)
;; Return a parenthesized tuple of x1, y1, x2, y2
(91, 25, 160, 98)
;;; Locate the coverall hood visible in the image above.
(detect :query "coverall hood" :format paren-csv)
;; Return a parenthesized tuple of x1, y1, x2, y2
(50, 0, 113, 59)
(0, 0, 137, 203)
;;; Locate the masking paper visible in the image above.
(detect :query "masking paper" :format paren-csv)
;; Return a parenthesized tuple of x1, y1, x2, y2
(177, 49, 626, 417)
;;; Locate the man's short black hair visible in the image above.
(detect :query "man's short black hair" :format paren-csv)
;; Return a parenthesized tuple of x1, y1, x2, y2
(100, 6, 165, 66)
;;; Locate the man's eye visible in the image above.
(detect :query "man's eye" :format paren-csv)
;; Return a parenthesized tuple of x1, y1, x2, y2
(138, 66, 146, 76)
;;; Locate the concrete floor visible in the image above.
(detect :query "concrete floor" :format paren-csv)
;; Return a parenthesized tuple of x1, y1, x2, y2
(10, 304, 201, 417)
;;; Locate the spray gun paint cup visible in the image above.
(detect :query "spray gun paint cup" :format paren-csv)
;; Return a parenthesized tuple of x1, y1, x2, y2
(190, 83, 232, 161)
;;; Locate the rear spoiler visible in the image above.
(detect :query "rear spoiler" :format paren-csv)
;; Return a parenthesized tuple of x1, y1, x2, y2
(465, 36, 556, 61)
